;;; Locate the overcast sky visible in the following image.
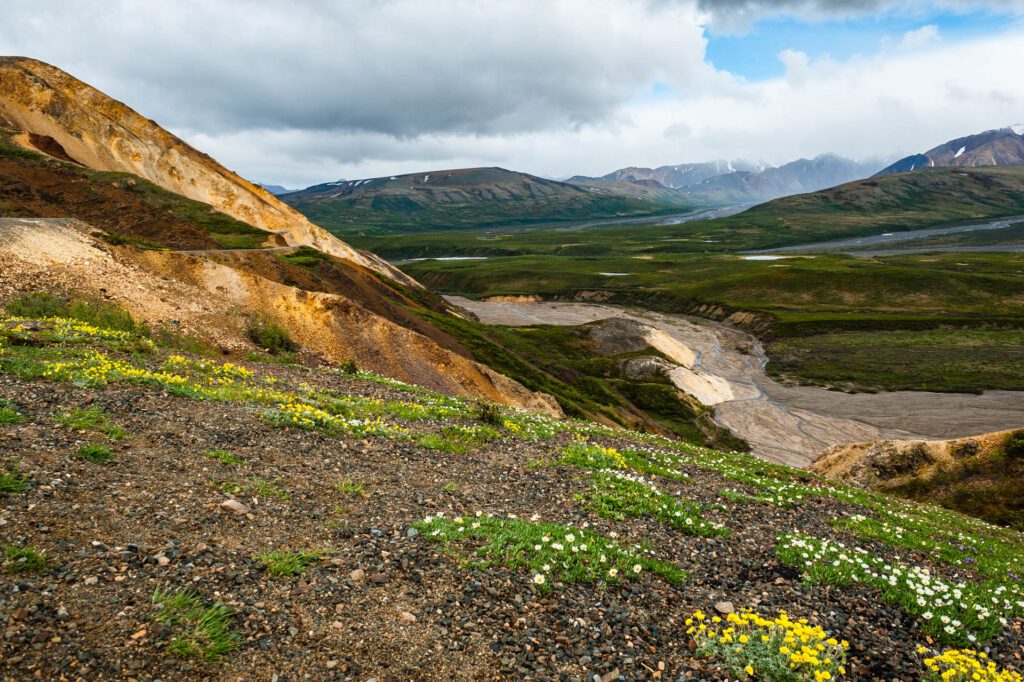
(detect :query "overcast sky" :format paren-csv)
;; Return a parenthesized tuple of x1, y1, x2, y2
(1, 0, 1023, 187)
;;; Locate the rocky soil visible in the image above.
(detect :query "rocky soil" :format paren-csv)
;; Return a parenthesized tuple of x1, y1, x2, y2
(2, 345, 1023, 681)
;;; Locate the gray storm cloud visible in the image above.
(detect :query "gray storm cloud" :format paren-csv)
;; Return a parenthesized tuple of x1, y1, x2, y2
(0, 0, 706, 138)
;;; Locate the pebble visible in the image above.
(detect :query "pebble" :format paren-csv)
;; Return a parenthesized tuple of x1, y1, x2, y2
(220, 499, 250, 515)
(714, 601, 735, 615)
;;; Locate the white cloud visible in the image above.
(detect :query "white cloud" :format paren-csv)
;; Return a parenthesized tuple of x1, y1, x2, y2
(899, 24, 940, 49)
(0, 0, 1021, 186)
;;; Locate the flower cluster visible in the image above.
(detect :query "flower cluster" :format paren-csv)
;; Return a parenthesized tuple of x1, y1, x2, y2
(413, 513, 684, 593)
(271, 400, 409, 438)
(689, 608, 849, 680)
(918, 646, 1023, 681)
(776, 533, 1024, 645)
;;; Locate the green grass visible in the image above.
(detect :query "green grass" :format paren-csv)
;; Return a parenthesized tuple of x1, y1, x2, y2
(0, 407, 24, 424)
(3, 545, 48, 573)
(334, 478, 368, 496)
(73, 443, 115, 463)
(204, 449, 248, 466)
(5, 292, 142, 334)
(580, 472, 729, 537)
(55, 407, 126, 439)
(767, 329, 1024, 392)
(87, 170, 268, 249)
(256, 549, 325, 576)
(412, 514, 685, 594)
(0, 466, 27, 494)
(247, 319, 296, 355)
(152, 588, 238, 663)
(276, 246, 336, 269)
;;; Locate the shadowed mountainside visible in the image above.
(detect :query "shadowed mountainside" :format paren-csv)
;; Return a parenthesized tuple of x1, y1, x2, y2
(283, 166, 692, 235)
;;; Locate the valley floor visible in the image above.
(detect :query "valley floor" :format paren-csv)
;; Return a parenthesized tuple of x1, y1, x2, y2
(448, 297, 1024, 467)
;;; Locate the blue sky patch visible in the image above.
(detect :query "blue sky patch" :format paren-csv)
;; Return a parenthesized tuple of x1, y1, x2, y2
(705, 8, 1021, 81)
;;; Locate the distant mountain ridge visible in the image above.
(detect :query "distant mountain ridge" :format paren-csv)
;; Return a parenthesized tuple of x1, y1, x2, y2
(875, 125, 1024, 176)
(570, 154, 885, 206)
(283, 166, 693, 234)
(568, 159, 767, 189)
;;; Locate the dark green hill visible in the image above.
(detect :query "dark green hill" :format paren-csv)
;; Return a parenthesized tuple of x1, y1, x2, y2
(283, 166, 691, 235)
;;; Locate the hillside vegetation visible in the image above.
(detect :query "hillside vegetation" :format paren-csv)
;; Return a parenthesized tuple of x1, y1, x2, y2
(2, 297, 1023, 680)
(283, 167, 691, 235)
(344, 167, 1024, 393)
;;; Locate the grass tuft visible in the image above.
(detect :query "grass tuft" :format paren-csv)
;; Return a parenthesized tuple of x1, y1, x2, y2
(0, 466, 27, 494)
(204, 449, 248, 466)
(73, 443, 115, 463)
(335, 478, 369, 496)
(55, 407, 125, 439)
(3, 545, 48, 573)
(0, 407, 25, 425)
(257, 549, 325, 576)
(152, 588, 238, 663)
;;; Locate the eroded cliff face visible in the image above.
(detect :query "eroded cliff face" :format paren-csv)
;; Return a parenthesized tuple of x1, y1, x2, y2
(0, 218, 562, 416)
(811, 429, 1019, 488)
(0, 56, 416, 288)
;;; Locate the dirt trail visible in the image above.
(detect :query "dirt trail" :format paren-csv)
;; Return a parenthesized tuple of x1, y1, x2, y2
(448, 296, 1024, 468)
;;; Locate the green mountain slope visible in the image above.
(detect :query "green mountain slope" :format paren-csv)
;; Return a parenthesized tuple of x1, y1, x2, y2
(283, 167, 692, 235)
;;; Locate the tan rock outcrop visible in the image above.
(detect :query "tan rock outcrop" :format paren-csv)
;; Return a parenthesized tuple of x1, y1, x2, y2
(811, 429, 1020, 488)
(0, 218, 562, 416)
(0, 56, 417, 288)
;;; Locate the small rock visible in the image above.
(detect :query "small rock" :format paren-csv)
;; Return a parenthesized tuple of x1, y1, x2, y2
(602, 669, 621, 682)
(220, 499, 249, 515)
(84, 576, 98, 586)
(157, 556, 170, 567)
(715, 601, 735, 615)
(406, 527, 419, 538)
(350, 568, 365, 582)
(399, 611, 416, 624)
(369, 573, 387, 584)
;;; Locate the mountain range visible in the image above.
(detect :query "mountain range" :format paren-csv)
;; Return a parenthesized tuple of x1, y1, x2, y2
(875, 125, 1024, 176)
(571, 154, 886, 206)
(281, 166, 692, 235)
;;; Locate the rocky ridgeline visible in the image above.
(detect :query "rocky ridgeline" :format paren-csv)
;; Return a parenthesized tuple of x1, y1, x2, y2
(1, 312, 1023, 681)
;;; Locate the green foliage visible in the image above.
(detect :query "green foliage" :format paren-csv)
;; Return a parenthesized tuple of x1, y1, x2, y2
(276, 246, 335, 269)
(5, 292, 141, 334)
(334, 478, 368, 496)
(474, 399, 505, 427)
(55, 407, 125, 439)
(340, 358, 359, 375)
(581, 472, 729, 537)
(0, 465, 27, 494)
(73, 443, 115, 463)
(768, 329, 1024, 393)
(3, 545, 48, 573)
(204, 449, 248, 466)
(152, 588, 238, 663)
(88, 169, 267, 249)
(413, 514, 685, 594)
(256, 549, 325, 576)
(690, 609, 849, 681)
(0, 407, 24, 424)
(247, 319, 296, 355)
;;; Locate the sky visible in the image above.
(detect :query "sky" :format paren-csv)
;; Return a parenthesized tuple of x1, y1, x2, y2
(1, 0, 1023, 188)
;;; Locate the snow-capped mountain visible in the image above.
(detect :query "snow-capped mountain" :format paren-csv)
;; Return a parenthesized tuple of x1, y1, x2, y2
(875, 126, 1024, 177)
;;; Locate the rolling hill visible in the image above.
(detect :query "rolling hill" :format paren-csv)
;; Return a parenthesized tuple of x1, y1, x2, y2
(282, 167, 692, 235)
